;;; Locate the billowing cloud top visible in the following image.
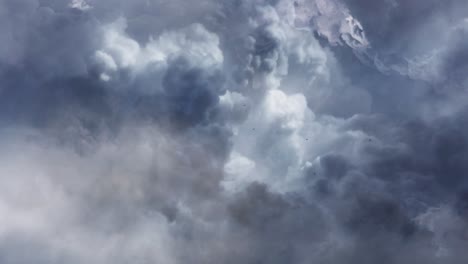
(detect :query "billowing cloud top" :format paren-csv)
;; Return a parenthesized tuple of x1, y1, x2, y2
(1, 0, 468, 263)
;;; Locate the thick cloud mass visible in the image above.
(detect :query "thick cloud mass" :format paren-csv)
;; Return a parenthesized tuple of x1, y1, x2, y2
(1, 0, 468, 263)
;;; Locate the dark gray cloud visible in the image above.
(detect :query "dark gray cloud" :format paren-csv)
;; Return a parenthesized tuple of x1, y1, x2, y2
(1, 0, 468, 263)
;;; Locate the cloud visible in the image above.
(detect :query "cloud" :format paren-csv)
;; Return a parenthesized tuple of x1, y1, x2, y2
(69, 0, 92, 11)
(1, 0, 468, 263)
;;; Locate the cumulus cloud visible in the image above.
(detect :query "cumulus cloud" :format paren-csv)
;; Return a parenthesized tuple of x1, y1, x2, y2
(1, 0, 468, 263)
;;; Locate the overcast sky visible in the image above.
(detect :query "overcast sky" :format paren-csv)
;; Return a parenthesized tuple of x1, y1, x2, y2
(1, 0, 468, 263)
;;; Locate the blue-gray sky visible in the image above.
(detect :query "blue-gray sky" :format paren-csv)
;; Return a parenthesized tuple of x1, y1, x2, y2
(1, 0, 468, 263)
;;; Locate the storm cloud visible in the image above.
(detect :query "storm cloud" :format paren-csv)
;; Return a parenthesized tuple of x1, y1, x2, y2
(1, 0, 468, 263)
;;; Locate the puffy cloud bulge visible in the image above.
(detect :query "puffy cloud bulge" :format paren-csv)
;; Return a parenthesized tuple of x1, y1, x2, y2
(1, 0, 468, 263)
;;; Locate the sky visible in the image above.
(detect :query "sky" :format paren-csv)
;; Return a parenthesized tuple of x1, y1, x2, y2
(1, 0, 468, 263)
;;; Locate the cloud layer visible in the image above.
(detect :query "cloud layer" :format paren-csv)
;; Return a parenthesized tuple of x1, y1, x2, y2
(1, 0, 468, 263)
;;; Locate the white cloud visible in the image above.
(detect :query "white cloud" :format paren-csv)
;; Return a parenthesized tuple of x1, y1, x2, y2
(69, 0, 93, 11)
(94, 19, 223, 85)
(262, 89, 307, 131)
